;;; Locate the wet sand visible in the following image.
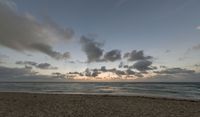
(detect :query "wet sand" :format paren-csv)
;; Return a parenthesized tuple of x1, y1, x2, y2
(0, 92, 200, 117)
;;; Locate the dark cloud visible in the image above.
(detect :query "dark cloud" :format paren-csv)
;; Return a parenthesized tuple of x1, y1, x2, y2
(94, 66, 136, 77)
(16, 61, 58, 70)
(25, 65, 33, 70)
(0, 65, 68, 82)
(126, 69, 135, 75)
(82, 65, 156, 79)
(131, 60, 152, 71)
(104, 49, 121, 62)
(118, 62, 123, 68)
(86, 67, 123, 77)
(0, 1, 72, 60)
(83, 68, 101, 77)
(80, 36, 104, 63)
(68, 72, 80, 74)
(134, 73, 144, 78)
(100, 66, 107, 72)
(31, 43, 70, 60)
(107, 68, 117, 73)
(101, 68, 126, 77)
(37, 63, 58, 70)
(52, 72, 66, 79)
(155, 68, 195, 74)
(80, 36, 122, 63)
(123, 65, 129, 68)
(67, 72, 84, 78)
(16, 61, 37, 66)
(0, 66, 36, 79)
(118, 62, 129, 69)
(91, 69, 100, 77)
(67, 61, 75, 64)
(84, 68, 92, 77)
(91, 65, 149, 78)
(124, 50, 153, 61)
(115, 70, 126, 76)
(151, 66, 157, 70)
(160, 65, 167, 69)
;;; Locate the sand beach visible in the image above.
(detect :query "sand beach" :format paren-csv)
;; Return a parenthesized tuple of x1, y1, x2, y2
(0, 92, 200, 117)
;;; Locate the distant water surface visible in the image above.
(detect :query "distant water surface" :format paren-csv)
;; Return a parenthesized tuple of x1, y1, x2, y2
(0, 82, 200, 100)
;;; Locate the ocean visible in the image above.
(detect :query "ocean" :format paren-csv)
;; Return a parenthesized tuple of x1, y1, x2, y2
(0, 82, 200, 100)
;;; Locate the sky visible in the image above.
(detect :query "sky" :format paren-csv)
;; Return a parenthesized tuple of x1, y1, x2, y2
(0, 0, 200, 82)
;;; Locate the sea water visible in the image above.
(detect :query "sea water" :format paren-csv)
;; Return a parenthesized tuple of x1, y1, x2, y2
(0, 82, 200, 100)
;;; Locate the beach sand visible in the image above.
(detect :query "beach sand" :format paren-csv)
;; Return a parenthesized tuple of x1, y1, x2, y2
(0, 92, 200, 117)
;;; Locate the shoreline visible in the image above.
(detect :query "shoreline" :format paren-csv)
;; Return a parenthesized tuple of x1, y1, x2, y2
(0, 91, 199, 102)
(1, 92, 200, 117)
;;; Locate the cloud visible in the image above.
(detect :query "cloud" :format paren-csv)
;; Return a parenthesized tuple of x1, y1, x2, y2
(84, 68, 92, 77)
(104, 49, 121, 62)
(42, 15, 74, 40)
(93, 66, 137, 77)
(134, 73, 144, 78)
(67, 61, 75, 64)
(91, 69, 100, 77)
(80, 36, 104, 63)
(165, 49, 170, 53)
(115, 70, 126, 76)
(31, 43, 70, 60)
(0, 0, 17, 10)
(0, 53, 9, 64)
(16, 61, 37, 66)
(155, 67, 195, 74)
(83, 68, 101, 77)
(160, 65, 167, 69)
(196, 26, 200, 30)
(0, 53, 9, 59)
(123, 65, 129, 68)
(184, 43, 200, 55)
(179, 43, 200, 61)
(0, 1, 73, 60)
(0, 65, 68, 82)
(52, 72, 66, 79)
(16, 61, 58, 70)
(194, 64, 200, 67)
(192, 44, 200, 50)
(118, 62, 130, 69)
(141, 72, 200, 82)
(131, 60, 152, 71)
(118, 62, 123, 68)
(124, 50, 152, 61)
(37, 63, 58, 70)
(100, 66, 107, 72)
(0, 65, 36, 79)
(99, 67, 127, 77)
(126, 69, 135, 75)
(25, 65, 33, 70)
